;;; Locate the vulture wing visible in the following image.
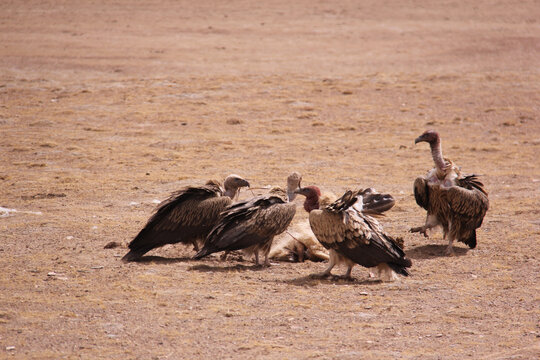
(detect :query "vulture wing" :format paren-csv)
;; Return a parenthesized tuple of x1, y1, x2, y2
(446, 185, 489, 227)
(123, 184, 229, 261)
(310, 194, 411, 275)
(413, 177, 429, 210)
(194, 195, 296, 259)
(358, 188, 396, 215)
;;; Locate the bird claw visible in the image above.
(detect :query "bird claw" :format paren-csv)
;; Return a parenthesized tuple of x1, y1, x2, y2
(445, 246, 455, 256)
(410, 226, 429, 238)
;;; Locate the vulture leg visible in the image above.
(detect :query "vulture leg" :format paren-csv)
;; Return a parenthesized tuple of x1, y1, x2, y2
(342, 264, 354, 280)
(254, 251, 260, 266)
(445, 236, 455, 256)
(312, 250, 337, 278)
(263, 252, 270, 267)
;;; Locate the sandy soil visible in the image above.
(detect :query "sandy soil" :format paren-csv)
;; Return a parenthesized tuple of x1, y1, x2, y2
(1, 1, 539, 359)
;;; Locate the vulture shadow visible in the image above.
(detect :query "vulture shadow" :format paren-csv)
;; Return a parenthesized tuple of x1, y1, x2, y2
(127, 255, 193, 264)
(188, 263, 265, 273)
(406, 244, 469, 260)
(282, 274, 383, 287)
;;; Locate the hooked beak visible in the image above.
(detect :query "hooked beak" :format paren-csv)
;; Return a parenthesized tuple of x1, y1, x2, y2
(240, 179, 251, 188)
(414, 136, 424, 144)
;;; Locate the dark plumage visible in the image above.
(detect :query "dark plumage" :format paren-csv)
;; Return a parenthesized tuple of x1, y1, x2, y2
(122, 175, 249, 262)
(411, 130, 489, 255)
(295, 186, 411, 281)
(193, 188, 297, 266)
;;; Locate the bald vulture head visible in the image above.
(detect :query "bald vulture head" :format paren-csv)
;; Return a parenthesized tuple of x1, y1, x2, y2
(223, 174, 250, 199)
(286, 172, 302, 201)
(415, 130, 440, 146)
(294, 186, 321, 212)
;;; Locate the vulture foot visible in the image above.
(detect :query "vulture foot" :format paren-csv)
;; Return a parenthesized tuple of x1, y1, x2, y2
(336, 274, 354, 282)
(445, 246, 455, 256)
(410, 226, 429, 238)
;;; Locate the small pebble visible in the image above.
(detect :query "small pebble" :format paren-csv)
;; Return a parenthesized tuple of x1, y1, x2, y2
(104, 241, 120, 249)
(6, 346, 15, 351)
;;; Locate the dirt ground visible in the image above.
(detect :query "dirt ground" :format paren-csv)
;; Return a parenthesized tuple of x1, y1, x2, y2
(1, 0, 539, 359)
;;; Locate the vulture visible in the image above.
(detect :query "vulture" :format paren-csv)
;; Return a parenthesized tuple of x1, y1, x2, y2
(270, 186, 396, 263)
(193, 178, 298, 266)
(122, 174, 250, 262)
(411, 130, 489, 255)
(295, 186, 411, 281)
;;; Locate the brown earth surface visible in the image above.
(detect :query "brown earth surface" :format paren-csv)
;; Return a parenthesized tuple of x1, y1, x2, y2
(1, 0, 539, 359)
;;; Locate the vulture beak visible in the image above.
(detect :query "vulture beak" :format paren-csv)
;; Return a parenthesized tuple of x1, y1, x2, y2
(294, 187, 307, 196)
(414, 136, 424, 144)
(240, 179, 251, 188)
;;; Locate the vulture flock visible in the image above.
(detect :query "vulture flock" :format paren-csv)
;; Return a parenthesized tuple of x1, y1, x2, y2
(122, 130, 489, 282)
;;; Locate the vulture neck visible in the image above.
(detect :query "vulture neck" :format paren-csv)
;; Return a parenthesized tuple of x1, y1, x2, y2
(223, 188, 240, 200)
(430, 139, 447, 174)
(304, 196, 320, 213)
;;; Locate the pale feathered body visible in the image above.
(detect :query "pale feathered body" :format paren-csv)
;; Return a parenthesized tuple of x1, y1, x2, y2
(296, 186, 410, 281)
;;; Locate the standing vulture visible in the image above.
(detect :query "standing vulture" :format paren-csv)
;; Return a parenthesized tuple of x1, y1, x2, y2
(193, 178, 298, 266)
(122, 174, 250, 262)
(410, 130, 489, 255)
(295, 186, 411, 281)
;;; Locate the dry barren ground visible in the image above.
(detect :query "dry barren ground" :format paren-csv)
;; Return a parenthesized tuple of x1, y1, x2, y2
(1, 1, 539, 359)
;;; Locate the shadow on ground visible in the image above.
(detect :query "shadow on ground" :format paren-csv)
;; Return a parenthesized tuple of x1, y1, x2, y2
(128, 255, 194, 264)
(188, 263, 265, 273)
(406, 244, 469, 259)
(282, 274, 383, 287)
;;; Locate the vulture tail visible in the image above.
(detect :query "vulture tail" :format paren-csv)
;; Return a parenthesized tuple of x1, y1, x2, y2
(121, 249, 146, 262)
(388, 261, 411, 276)
(122, 228, 171, 262)
(193, 247, 213, 260)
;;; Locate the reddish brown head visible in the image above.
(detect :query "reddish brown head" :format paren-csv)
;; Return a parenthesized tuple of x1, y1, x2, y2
(294, 186, 321, 213)
(414, 130, 440, 145)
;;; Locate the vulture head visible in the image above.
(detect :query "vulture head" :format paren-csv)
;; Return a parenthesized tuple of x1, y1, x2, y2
(294, 186, 321, 213)
(223, 174, 250, 199)
(415, 130, 440, 145)
(286, 172, 302, 202)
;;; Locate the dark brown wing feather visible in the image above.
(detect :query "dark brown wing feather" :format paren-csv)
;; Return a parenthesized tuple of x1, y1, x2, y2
(414, 177, 429, 210)
(447, 185, 489, 227)
(357, 188, 395, 215)
(123, 183, 229, 261)
(194, 195, 296, 259)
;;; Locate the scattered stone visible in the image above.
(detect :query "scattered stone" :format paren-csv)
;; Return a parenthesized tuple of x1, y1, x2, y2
(104, 241, 121, 249)
(91, 266, 104, 270)
(6, 346, 15, 351)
